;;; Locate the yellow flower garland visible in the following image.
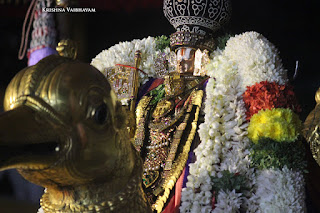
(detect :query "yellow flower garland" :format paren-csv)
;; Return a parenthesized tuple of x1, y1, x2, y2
(248, 108, 302, 143)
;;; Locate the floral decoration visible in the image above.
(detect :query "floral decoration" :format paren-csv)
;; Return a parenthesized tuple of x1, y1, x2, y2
(211, 170, 248, 198)
(255, 166, 306, 212)
(250, 137, 307, 171)
(91, 36, 171, 83)
(91, 31, 306, 213)
(155, 35, 170, 51)
(180, 45, 255, 212)
(224, 31, 288, 90)
(243, 81, 301, 120)
(247, 108, 302, 143)
(180, 31, 306, 212)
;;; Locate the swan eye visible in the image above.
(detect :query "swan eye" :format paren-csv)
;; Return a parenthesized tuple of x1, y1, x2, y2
(94, 104, 108, 125)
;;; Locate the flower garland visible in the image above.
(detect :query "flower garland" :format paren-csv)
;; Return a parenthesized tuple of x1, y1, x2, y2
(248, 108, 302, 143)
(250, 138, 307, 171)
(180, 40, 255, 213)
(223, 32, 288, 90)
(180, 31, 306, 212)
(91, 31, 306, 212)
(91, 36, 171, 83)
(243, 81, 301, 120)
(255, 166, 306, 212)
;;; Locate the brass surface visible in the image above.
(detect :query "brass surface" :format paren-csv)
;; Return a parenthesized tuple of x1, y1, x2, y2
(0, 55, 151, 212)
(303, 88, 320, 212)
(304, 96, 320, 166)
(56, 39, 78, 59)
(315, 88, 320, 104)
(130, 50, 142, 112)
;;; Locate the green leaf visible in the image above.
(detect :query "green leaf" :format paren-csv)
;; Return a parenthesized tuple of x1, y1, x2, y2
(211, 171, 248, 198)
(155, 35, 170, 51)
(250, 137, 307, 172)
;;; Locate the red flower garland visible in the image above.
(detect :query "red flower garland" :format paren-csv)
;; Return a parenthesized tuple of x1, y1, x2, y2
(243, 81, 301, 120)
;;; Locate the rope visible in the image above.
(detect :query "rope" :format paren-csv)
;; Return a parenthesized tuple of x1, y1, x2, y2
(18, 0, 38, 60)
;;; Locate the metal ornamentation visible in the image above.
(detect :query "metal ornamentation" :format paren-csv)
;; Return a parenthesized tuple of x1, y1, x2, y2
(163, 0, 232, 35)
(304, 88, 320, 166)
(0, 55, 151, 213)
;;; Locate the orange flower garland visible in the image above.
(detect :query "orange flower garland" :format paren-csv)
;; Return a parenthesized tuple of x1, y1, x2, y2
(243, 81, 301, 120)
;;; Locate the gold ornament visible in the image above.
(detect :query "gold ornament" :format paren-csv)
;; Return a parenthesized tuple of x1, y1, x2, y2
(0, 55, 151, 213)
(304, 89, 320, 166)
(164, 71, 185, 96)
(133, 84, 204, 212)
(152, 99, 174, 119)
(104, 51, 142, 109)
(315, 88, 320, 104)
(153, 90, 203, 212)
(56, 39, 78, 59)
(194, 49, 210, 76)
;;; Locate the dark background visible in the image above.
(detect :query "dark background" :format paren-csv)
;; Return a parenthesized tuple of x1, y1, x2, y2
(0, 0, 319, 211)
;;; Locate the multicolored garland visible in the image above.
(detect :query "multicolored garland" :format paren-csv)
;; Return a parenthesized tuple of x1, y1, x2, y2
(91, 31, 306, 212)
(180, 31, 306, 213)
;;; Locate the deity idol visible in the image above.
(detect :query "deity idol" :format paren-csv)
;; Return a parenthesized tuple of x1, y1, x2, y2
(92, 0, 307, 212)
(131, 1, 232, 212)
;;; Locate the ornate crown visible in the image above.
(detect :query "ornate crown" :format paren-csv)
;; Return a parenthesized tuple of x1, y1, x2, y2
(163, 0, 232, 50)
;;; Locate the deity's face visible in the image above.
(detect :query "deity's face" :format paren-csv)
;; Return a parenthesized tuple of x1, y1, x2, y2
(176, 47, 196, 75)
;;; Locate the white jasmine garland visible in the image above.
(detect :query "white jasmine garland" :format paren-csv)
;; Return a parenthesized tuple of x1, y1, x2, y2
(91, 36, 162, 82)
(213, 190, 243, 213)
(181, 48, 254, 212)
(232, 32, 305, 212)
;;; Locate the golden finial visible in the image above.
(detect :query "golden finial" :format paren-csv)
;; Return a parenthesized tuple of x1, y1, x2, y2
(130, 50, 142, 112)
(56, 39, 78, 59)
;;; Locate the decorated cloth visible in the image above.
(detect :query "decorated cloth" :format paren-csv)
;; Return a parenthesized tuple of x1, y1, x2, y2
(27, 0, 57, 66)
(91, 31, 306, 213)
